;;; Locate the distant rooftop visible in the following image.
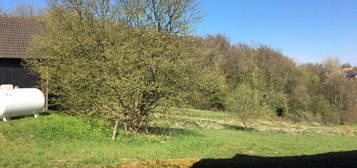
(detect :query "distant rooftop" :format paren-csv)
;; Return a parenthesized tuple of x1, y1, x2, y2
(346, 71, 357, 78)
(0, 15, 44, 58)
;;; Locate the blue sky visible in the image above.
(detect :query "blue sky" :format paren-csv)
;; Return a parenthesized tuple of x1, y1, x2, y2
(197, 0, 357, 65)
(1, 0, 357, 65)
(0, 0, 47, 9)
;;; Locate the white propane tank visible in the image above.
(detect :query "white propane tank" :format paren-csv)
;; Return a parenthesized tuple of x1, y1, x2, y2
(0, 86, 45, 120)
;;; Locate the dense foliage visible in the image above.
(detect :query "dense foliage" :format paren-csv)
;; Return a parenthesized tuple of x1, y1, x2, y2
(23, 0, 357, 130)
(193, 35, 357, 124)
(25, 0, 224, 132)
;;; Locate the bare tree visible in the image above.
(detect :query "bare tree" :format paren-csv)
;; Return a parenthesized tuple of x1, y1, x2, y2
(323, 57, 341, 75)
(8, 2, 48, 17)
(118, 0, 204, 34)
(9, 2, 36, 16)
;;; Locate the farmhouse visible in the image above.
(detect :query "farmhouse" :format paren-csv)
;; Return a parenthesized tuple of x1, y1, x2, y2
(0, 16, 44, 88)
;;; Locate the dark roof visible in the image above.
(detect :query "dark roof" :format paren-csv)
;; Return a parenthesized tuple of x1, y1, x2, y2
(0, 15, 44, 58)
(346, 71, 357, 78)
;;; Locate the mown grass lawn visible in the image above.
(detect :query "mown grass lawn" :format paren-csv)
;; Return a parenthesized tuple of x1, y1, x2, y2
(0, 109, 357, 167)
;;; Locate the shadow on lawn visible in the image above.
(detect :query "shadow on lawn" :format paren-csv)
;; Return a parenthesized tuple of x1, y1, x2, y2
(3, 111, 53, 122)
(222, 124, 256, 132)
(144, 126, 197, 136)
(191, 150, 357, 168)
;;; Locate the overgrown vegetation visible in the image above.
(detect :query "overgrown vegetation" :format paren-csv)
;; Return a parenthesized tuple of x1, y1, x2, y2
(1, 1, 357, 167)
(13, 0, 357, 131)
(1, 110, 357, 167)
(193, 35, 357, 125)
(25, 0, 224, 132)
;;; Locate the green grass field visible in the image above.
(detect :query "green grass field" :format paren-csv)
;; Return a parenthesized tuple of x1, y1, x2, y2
(0, 109, 357, 167)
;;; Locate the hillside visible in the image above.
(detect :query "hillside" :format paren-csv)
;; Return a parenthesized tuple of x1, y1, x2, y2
(1, 109, 357, 167)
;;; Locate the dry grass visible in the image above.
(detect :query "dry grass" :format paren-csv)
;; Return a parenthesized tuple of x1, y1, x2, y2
(253, 120, 357, 136)
(173, 113, 357, 136)
(0, 133, 7, 144)
(117, 159, 199, 168)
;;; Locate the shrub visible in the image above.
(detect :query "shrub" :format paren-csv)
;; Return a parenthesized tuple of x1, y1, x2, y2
(25, 2, 220, 133)
(310, 95, 340, 124)
(225, 83, 267, 127)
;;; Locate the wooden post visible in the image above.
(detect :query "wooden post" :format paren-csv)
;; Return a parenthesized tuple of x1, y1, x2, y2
(41, 81, 45, 110)
(43, 70, 49, 111)
(45, 76, 48, 111)
(112, 120, 119, 140)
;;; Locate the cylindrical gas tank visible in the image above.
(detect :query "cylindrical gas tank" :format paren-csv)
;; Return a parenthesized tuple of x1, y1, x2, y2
(0, 88, 45, 118)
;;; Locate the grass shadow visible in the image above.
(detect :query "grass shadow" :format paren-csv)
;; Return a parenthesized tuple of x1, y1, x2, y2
(191, 150, 357, 168)
(222, 124, 256, 132)
(1, 111, 52, 122)
(143, 126, 197, 136)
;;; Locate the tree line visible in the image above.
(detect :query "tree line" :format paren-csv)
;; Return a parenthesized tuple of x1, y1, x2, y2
(192, 34, 357, 125)
(8, 0, 355, 133)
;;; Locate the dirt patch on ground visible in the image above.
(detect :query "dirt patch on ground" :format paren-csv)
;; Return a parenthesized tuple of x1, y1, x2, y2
(116, 159, 199, 168)
(0, 133, 8, 144)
